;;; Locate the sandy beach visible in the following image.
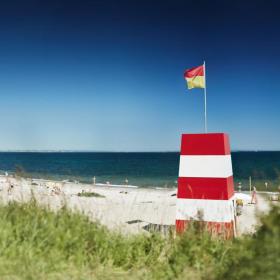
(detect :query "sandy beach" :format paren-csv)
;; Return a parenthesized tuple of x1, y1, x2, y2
(0, 175, 275, 236)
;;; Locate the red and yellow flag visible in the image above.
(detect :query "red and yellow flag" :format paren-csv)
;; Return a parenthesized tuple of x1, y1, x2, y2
(184, 65, 205, 89)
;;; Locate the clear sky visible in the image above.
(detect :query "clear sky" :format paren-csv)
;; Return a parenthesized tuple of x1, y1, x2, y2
(0, 0, 279, 151)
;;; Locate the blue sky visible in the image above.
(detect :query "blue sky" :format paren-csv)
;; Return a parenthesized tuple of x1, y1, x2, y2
(0, 0, 279, 151)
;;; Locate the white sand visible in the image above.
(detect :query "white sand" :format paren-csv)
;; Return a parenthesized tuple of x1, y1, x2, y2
(0, 175, 275, 236)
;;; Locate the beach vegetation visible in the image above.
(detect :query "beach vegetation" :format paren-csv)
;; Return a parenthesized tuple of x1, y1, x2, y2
(0, 200, 278, 279)
(14, 165, 29, 178)
(77, 191, 105, 198)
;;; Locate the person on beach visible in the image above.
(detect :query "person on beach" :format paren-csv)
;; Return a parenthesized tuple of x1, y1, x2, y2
(251, 186, 257, 204)
(8, 184, 14, 195)
(265, 182, 268, 190)
(238, 182, 242, 192)
(236, 199, 243, 215)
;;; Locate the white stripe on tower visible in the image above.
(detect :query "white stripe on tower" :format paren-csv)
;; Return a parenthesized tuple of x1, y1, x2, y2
(176, 199, 234, 222)
(179, 155, 233, 178)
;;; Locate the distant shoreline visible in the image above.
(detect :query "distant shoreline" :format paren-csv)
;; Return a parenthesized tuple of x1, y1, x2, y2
(0, 150, 279, 153)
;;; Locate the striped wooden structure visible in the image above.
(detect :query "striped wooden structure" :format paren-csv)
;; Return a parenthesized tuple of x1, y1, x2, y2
(176, 133, 235, 238)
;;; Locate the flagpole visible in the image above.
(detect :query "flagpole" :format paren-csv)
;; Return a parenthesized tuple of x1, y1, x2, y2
(203, 61, 207, 133)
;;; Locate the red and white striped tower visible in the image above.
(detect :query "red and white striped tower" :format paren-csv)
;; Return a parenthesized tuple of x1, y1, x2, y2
(176, 133, 236, 238)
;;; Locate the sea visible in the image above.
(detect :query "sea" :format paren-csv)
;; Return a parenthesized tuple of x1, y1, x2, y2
(0, 152, 279, 189)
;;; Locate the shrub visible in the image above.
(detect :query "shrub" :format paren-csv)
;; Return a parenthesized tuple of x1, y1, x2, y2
(77, 191, 105, 198)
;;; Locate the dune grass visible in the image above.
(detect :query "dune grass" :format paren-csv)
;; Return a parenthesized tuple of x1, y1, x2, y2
(0, 200, 279, 279)
(77, 191, 105, 198)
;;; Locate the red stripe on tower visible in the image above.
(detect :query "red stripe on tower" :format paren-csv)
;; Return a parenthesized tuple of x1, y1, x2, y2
(176, 133, 236, 238)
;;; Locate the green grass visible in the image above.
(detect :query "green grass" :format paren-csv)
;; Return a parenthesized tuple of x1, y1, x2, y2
(0, 200, 279, 279)
(77, 191, 105, 198)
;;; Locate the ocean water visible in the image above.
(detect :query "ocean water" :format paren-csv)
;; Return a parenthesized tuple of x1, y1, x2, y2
(0, 152, 279, 189)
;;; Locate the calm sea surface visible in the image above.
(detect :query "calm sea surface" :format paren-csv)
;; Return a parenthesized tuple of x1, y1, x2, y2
(0, 152, 279, 188)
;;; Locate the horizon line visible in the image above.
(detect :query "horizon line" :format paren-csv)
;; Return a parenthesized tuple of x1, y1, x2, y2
(0, 150, 279, 153)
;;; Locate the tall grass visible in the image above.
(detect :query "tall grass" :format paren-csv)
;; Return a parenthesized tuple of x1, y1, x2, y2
(0, 200, 279, 279)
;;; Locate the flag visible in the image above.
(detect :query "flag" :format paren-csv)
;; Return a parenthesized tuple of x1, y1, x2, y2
(184, 65, 205, 89)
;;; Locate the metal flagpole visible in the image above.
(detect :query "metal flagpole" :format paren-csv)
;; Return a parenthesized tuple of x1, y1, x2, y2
(203, 61, 207, 133)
